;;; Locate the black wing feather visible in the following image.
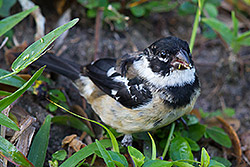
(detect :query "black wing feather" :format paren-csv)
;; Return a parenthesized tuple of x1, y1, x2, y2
(85, 58, 152, 109)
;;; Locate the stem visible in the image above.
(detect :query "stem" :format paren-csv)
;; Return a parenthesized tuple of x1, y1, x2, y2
(161, 122, 175, 160)
(189, 0, 205, 53)
(90, 154, 97, 166)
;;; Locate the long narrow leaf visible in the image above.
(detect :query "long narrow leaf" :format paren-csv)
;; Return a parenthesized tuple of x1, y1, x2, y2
(96, 140, 116, 167)
(11, 18, 79, 73)
(231, 11, 238, 38)
(0, 136, 34, 167)
(0, 6, 37, 36)
(0, 69, 26, 87)
(0, 112, 19, 131)
(0, 66, 45, 112)
(148, 132, 156, 160)
(28, 115, 51, 167)
(60, 139, 111, 167)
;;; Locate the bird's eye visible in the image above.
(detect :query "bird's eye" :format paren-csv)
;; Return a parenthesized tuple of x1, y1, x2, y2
(159, 51, 167, 58)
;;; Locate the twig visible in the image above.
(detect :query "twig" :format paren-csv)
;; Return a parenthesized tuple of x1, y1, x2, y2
(94, 7, 104, 61)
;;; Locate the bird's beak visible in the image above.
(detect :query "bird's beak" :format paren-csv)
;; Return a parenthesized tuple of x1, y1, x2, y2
(171, 49, 192, 70)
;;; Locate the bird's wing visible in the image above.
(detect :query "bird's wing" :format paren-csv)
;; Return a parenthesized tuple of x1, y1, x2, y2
(85, 58, 152, 109)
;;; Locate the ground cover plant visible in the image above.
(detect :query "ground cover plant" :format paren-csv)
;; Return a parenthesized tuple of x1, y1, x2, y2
(0, 0, 250, 166)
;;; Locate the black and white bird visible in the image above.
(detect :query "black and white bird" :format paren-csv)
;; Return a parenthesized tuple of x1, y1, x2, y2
(33, 36, 200, 145)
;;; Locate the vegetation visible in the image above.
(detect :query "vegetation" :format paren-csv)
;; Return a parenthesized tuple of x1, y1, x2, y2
(1, 0, 249, 166)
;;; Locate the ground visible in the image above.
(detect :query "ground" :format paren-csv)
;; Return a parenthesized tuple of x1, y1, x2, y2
(0, 1, 250, 166)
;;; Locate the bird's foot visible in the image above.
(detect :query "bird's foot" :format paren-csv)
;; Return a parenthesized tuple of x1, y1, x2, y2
(121, 134, 133, 147)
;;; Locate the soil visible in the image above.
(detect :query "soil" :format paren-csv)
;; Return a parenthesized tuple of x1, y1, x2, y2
(0, 1, 249, 166)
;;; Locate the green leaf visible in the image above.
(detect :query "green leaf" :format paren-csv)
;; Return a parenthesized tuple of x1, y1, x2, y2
(178, 2, 196, 15)
(11, 18, 79, 73)
(49, 89, 66, 102)
(148, 132, 156, 160)
(0, 112, 19, 131)
(208, 160, 226, 167)
(130, 6, 146, 17)
(172, 161, 194, 167)
(187, 123, 206, 142)
(169, 136, 193, 161)
(0, 69, 26, 88)
(201, 147, 210, 167)
(237, 36, 250, 46)
(0, 5, 36, 35)
(223, 108, 235, 117)
(231, 11, 238, 38)
(143, 160, 173, 167)
(28, 115, 51, 167)
(184, 137, 200, 151)
(87, 9, 97, 18)
(204, 3, 218, 18)
(51, 115, 94, 137)
(108, 151, 128, 167)
(0, 90, 12, 96)
(0, 66, 45, 112)
(60, 139, 111, 167)
(48, 103, 58, 112)
(206, 127, 232, 148)
(96, 140, 116, 167)
(128, 146, 145, 167)
(202, 18, 234, 45)
(0, 136, 34, 167)
(52, 150, 67, 161)
(211, 157, 231, 167)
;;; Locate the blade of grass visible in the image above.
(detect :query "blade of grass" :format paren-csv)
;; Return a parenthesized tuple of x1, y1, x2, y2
(96, 139, 116, 167)
(0, 69, 26, 88)
(0, 136, 34, 167)
(60, 139, 111, 167)
(0, 112, 19, 131)
(0, 6, 38, 36)
(147, 132, 156, 160)
(48, 99, 120, 153)
(27, 115, 51, 167)
(162, 122, 175, 160)
(189, 0, 205, 53)
(11, 18, 79, 74)
(0, 66, 45, 112)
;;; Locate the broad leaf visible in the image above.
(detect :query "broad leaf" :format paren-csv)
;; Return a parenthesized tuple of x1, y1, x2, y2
(143, 160, 173, 167)
(201, 147, 210, 167)
(128, 146, 145, 167)
(108, 151, 128, 167)
(206, 126, 232, 148)
(169, 136, 193, 161)
(202, 18, 233, 45)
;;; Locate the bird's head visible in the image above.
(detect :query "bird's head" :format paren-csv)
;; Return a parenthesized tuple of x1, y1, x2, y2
(134, 36, 196, 88)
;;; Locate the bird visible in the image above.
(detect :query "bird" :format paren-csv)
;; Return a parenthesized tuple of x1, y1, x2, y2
(32, 36, 201, 146)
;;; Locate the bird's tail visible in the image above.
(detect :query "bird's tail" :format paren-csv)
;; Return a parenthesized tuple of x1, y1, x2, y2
(32, 53, 81, 81)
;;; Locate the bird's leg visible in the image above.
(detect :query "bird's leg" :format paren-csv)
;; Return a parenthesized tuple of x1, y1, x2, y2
(121, 134, 133, 147)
